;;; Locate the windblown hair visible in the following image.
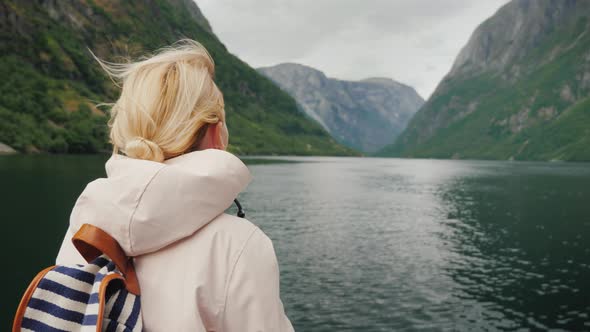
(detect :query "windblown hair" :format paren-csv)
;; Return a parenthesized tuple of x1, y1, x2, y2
(93, 39, 225, 162)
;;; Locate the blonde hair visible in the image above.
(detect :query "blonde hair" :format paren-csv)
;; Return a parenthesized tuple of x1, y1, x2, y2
(93, 39, 225, 162)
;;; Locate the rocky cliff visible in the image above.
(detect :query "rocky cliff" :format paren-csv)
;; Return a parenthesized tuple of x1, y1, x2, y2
(380, 0, 590, 161)
(258, 63, 423, 153)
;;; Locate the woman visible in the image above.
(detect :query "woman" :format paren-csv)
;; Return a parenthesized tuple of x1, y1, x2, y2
(55, 40, 294, 331)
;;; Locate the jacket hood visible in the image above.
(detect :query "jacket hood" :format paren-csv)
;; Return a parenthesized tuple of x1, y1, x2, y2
(69, 149, 251, 256)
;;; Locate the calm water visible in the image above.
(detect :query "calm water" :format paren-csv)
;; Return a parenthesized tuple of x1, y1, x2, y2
(2, 155, 589, 331)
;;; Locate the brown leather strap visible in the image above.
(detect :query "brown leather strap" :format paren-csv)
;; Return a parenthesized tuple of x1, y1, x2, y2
(13, 266, 55, 332)
(72, 224, 141, 295)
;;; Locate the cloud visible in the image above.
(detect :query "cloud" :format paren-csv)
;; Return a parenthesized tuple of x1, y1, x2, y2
(197, 0, 510, 98)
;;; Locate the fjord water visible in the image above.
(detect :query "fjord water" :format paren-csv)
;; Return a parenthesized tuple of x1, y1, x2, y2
(2, 155, 589, 331)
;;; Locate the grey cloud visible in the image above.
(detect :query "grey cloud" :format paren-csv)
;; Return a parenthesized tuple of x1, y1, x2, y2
(197, 0, 509, 97)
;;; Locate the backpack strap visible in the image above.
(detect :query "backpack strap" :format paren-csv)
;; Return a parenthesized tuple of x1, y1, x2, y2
(72, 224, 141, 295)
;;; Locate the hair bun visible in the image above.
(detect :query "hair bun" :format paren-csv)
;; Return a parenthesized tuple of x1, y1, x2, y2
(124, 137, 165, 162)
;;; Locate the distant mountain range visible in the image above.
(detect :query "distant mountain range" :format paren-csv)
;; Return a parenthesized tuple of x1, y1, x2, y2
(4, 0, 588, 160)
(258, 63, 423, 153)
(380, 0, 590, 161)
(0, 0, 353, 156)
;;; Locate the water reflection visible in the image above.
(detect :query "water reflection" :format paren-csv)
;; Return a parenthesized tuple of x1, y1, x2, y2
(243, 157, 590, 331)
(2, 155, 589, 331)
(438, 162, 590, 331)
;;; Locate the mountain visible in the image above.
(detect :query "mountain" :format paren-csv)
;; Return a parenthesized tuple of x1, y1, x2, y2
(258, 63, 424, 153)
(380, 0, 590, 161)
(0, 0, 353, 156)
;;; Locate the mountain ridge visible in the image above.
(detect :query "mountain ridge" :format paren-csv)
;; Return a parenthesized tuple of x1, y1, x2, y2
(380, 0, 590, 161)
(0, 0, 354, 156)
(258, 62, 424, 153)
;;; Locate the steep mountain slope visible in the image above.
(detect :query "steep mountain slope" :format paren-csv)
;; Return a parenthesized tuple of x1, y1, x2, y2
(0, 0, 353, 155)
(380, 0, 590, 161)
(258, 63, 423, 153)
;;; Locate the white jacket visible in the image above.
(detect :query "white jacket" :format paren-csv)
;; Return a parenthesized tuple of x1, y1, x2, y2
(55, 149, 294, 331)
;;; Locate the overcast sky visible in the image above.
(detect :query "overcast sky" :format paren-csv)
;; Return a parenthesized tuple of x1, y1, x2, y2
(197, 0, 510, 99)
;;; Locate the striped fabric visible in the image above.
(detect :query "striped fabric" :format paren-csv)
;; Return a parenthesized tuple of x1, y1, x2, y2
(18, 255, 142, 332)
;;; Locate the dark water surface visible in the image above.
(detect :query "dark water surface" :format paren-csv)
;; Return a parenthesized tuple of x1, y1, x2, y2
(2, 155, 589, 331)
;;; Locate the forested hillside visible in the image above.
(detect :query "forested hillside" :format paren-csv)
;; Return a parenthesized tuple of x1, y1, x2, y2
(0, 0, 353, 155)
(380, 0, 590, 161)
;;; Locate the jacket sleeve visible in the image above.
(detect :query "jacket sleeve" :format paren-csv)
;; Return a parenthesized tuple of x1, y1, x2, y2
(220, 228, 294, 332)
(55, 227, 86, 265)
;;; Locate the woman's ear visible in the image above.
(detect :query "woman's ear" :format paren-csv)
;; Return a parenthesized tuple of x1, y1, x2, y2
(198, 122, 226, 150)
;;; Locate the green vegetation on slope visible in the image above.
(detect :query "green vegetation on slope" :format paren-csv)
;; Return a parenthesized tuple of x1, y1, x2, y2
(0, 0, 354, 156)
(379, 13, 590, 161)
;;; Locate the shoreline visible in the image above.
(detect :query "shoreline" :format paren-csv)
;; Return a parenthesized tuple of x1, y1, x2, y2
(0, 142, 17, 155)
(1, 149, 589, 163)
